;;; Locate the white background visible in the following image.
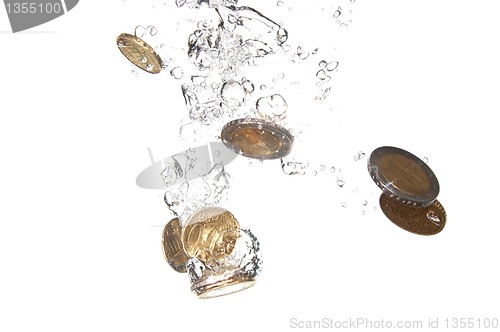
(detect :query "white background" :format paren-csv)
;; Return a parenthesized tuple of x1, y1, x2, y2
(1, 1, 499, 331)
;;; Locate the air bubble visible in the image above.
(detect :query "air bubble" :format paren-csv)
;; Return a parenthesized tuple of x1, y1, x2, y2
(341, 202, 347, 208)
(354, 151, 366, 161)
(427, 212, 442, 225)
(337, 178, 345, 188)
(135, 25, 146, 37)
(170, 67, 184, 80)
(319, 165, 326, 171)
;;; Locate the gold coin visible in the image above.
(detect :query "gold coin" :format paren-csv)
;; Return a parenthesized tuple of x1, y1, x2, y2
(182, 207, 240, 262)
(162, 218, 189, 273)
(221, 118, 293, 160)
(379, 193, 447, 235)
(116, 33, 163, 74)
(368, 146, 440, 206)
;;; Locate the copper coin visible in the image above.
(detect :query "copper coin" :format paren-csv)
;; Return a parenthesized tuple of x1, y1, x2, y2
(116, 33, 163, 74)
(221, 118, 293, 160)
(379, 193, 447, 235)
(368, 146, 440, 206)
(182, 207, 240, 263)
(162, 218, 189, 273)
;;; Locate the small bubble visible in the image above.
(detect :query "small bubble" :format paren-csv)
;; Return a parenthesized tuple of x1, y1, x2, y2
(361, 210, 365, 215)
(423, 157, 428, 163)
(320, 165, 326, 171)
(278, 72, 285, 79)
(333, 9, 341, 18)
(341, 202, 347, 208)
(260, 84, 267, 90)
(330, 166, 336, 173)
(149, 25, 158, 36)
(140, 57, 147, 63)
(337, 178, 345, 188)
(427, 212, 442, 225)
(326, 61, 339, 71)
(214, 150, 220, 156)
(319, 60, 328, 68)
(146, 64, 153, 71)
(362, 200, 368, 206)
(277, 1, 284, 7)
(312, 171, 318, 176)
(354, 151, 366, 161)
(160, 44, 165, 48)
(316, 69, 328, 80)
(135, 25, 146, 37)
(170, 67, 184, 80)
(249, 161, 253, 166)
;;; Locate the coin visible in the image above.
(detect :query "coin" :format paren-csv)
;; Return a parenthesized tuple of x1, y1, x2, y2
(368, 146, 440, 206)
(220, 118, 293, 160)
(162, 218, 190, 273)
(379, 193, 447, 235)
(116, 33, 163, 74)
(182, 206, 240, 263)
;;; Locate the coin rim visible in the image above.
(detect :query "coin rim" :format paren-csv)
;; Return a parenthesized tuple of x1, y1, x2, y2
(116, 33, 163, 74)
(379, 193, 447, 236)
(220, 117, 294, 160)
(162, 217, 189, 273)
(368, 146, 440, 206)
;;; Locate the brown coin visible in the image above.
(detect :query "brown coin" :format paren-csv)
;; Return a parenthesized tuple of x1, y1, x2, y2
(221, 118, 293, 160)
(182, 207, 240, 263)
(368, 146, 440, 206)
(379, 193, 447, 235)
(116, 33, 163, 74)
(162, 218, 189, 273)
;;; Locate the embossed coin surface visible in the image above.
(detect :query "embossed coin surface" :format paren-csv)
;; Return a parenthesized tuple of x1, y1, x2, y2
(162, 218, 190, 273)
(116, 33, 163, 74)
(368, 146, 440, 206)
(182, 207, 240, 262)
(379, 193, 446, 235)
(221, 118, 293, 160)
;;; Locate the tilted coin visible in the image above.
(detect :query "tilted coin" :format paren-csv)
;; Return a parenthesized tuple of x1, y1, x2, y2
(368, 146, 440, 206)
(182, 206, 240, 263)
(379, 193, 447, 235)
(116, 33, 163, 74)
(162, 218, 190, 273)
(221, 118, 293, 160)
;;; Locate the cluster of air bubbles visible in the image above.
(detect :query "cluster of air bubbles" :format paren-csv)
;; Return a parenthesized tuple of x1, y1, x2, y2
(134, 25, 158, 38)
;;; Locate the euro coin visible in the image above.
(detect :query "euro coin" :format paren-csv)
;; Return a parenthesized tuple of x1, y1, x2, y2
(368, 146, 439, 206)
(221, 118, 293, 160)
(162, 218, 189, 273)
(379, 193, 447, 235)
(182, 207, 240, 263)
(116, 33, 163, 74)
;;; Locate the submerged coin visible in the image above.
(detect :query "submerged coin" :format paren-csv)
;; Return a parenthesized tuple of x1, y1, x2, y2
(162, 218, 190, 273)
(368, 146, 440, 206)
(379, 193, 447, 235)
(221, 118, 293, 160)
(116, 33, 163, 74)
(182, 207, 240, 263)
